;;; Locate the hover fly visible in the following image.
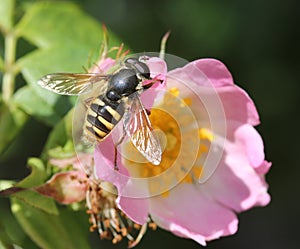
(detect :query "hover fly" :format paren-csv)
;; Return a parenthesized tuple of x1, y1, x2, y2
(38, 56, 163, 170)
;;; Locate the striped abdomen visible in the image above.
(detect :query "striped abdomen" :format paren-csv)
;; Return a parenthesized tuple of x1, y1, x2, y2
(84, 96, 125, 141)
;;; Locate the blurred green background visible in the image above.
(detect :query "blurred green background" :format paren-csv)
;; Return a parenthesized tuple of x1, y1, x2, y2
(1, 0, 299, 248)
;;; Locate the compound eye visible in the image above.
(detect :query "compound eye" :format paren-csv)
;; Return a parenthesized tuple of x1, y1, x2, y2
(125, 57, 151, 79)
(124, 57, 139, 67)
(134, 62, 151, 79)
(106, 90, 121, 101)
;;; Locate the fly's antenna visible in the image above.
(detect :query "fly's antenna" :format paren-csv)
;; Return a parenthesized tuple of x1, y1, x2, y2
(159, 31, 171, 60)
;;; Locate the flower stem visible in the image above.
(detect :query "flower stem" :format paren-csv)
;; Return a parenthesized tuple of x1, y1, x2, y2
(2, 30, 17, 104)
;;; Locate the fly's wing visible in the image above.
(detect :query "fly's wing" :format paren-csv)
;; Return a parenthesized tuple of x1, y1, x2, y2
(123, 94, 162, 165)
(38, 73, 110, 95)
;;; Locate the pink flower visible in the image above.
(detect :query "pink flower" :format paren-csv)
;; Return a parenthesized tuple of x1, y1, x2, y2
(34, 153, 94, 204)
(94, 58, 271, 246)
(35, 170, 88, 204)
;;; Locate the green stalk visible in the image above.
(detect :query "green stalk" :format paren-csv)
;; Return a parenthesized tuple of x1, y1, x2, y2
(1, 0, 16, 104)
(2, 30, 17, 104)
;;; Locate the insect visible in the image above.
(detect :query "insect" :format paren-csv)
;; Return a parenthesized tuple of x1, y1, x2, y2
(38, 56, 162, 170)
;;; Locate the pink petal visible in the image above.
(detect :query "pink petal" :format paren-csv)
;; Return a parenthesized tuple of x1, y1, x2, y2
(94, 136, 150, 224)
(193, 59, 234, 87)
(146, 57, 167, 88)
(168, 59, 260, 126)
(117, 196, 149, 224)
(149, 184, 238, 245)
(168, 58, 233, 88)
(233, 123, 265, 168)
(255, 160, 272, 175)
(204, 124, 271, 212)
(94, 135, 129, 192)
(140, 57, 167, 109)
(217, 85, 260, 126)
(224, 122, 271, 174)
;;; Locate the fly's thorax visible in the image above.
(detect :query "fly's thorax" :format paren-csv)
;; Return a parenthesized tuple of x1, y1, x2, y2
(108, 68, 141, 98)
(84, 96, 126, 141)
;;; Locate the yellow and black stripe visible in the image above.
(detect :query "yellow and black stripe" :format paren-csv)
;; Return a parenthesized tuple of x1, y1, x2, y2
(84, 96, 125, 141)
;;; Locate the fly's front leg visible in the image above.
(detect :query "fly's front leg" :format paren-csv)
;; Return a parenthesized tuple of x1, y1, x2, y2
(114, 130, 126, 171)
(114, 105, 132, 171)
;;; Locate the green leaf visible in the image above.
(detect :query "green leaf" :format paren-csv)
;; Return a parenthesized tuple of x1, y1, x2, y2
(18, 44, 99, 87)
(13, 1, 121, 126)
(0, 101, 28, 154)
(0, 0, 14, 32)
(12, 189, 59, 215)
(0, 198, 39, 249)
(13, 85, 73, 126)
(14, 1, 116, 78)
(15, 1, 111, 49)
(12, 199, 91, 249)
(43, 109, 74, 153)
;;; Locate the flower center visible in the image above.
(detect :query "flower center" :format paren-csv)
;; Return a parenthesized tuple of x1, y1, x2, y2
(144, 108, 181, 177)
(123, 88, 212, 197)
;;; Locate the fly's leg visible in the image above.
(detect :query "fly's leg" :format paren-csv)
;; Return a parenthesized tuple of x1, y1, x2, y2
(114, 131, 126, 171)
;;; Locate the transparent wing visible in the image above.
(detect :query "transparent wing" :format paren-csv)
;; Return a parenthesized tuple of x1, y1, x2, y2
(124, 94, 162, 165)
(37, 73, 111, 95)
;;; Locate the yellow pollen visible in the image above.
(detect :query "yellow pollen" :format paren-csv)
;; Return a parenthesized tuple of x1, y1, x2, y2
(182, 97, 192, 106)
(165, 133, 177, 151)
(181, 165, 204, 183)
(199, 144, 209, 152)
(198, 128, 214, 142)
(144, 109, 181, 177)
(169, 87, 179, 97)
(197, 144, 209, 159)
(122, 107, 181, 180)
